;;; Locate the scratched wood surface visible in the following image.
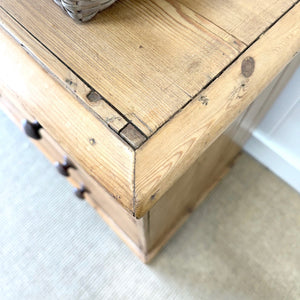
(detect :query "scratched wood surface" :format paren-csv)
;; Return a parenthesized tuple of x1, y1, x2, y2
(135, 4, 300, 217)
(1, 0, 240, 136)
(0, 89, 150, 261)
(0, 0, 299, 256)
(0, 28, 135, 211)
(0, 0, 295, 136)
(0, 9, 128, 134)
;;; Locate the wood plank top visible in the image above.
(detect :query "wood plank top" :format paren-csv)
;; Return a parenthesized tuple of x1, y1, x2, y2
(1, 0, 299, 218)
(2, 0, 294, 136)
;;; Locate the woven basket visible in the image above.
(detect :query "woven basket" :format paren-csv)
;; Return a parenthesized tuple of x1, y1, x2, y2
(54, 0, 117, 22)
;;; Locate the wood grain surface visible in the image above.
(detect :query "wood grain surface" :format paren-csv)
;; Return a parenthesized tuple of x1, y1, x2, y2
(135, 3, 300, 218)
(0, 0, 298, 219)
(0, 90, 150, 261)
(177, 0, 297, 44)
(0, 28, 135, 212)
(0, 9, 128, 134)
(1, 0, 245, 135)
(1, 0, 294, 135)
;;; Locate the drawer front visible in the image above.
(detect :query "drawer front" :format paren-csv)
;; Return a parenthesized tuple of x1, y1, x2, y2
(0, 28, 135, 211)
(0, 87, 145, 251)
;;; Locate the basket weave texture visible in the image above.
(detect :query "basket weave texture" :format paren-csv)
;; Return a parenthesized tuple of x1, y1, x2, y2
(54, 0, 117, 22)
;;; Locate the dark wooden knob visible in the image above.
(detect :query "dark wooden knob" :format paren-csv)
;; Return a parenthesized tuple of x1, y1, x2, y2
(22, 119, 42, 140)
(55, 156, 75, 177)
(74, 185, 87, 200)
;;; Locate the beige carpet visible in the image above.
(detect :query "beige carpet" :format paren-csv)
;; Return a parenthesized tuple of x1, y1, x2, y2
(0, 110, 299, 300)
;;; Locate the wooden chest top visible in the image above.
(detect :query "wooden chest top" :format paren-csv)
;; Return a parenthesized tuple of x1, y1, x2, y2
(0, 0, 299, 217)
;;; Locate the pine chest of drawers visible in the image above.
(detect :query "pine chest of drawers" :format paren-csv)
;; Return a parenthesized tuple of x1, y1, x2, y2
(0, 0, 299, 262)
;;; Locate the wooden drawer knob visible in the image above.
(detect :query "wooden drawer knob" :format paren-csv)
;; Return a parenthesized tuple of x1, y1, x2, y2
(55, 156, 75, 177)
(22, 120, 42, 140)
(74, 185, 87, 200)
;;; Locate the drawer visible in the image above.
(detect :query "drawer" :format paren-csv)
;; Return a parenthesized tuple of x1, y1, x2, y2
(0, 89, 145, 253)
(0, 28, 135, 211)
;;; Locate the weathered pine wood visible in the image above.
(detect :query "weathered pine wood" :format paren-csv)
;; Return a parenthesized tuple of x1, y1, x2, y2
(1, 0, 298, 221)
(0, 9, 128, 133)
(1, 0, 245, 135)
(135, 4, 300, 218)
(1, 0, 294, 136)
(0, 28, 136, 212)
(120, 124, 147, 149)
(0, 81, 241, 263)
(1, 0, 299, 262)
(231, 55, 300, 147)
(0, 69, 285, 263)
(1, 0, 298, 220)
(177, 0, 297, 45)
(0, 90, 149, 261)
(145, 61, 296, 257)
(146, 130, 241, 259)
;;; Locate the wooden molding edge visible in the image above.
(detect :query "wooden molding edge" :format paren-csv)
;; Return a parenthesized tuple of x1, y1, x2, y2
(133, 3, 300, 218)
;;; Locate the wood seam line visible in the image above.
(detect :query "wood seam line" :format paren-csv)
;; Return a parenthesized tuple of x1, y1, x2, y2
(0, 6, 147, 150)
(138, 0, 300, 146)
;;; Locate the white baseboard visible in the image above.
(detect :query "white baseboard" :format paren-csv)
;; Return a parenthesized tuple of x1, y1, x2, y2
(244, 133, 300, 193)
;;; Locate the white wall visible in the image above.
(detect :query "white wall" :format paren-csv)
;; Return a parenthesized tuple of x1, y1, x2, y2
(244, 58, 300, 193)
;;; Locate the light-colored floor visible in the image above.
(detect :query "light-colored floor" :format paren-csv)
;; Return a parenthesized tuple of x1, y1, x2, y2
(0, 110, 299, 300)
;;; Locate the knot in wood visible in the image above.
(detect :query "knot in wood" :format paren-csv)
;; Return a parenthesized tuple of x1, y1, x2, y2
(241, 56, 255, 78)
